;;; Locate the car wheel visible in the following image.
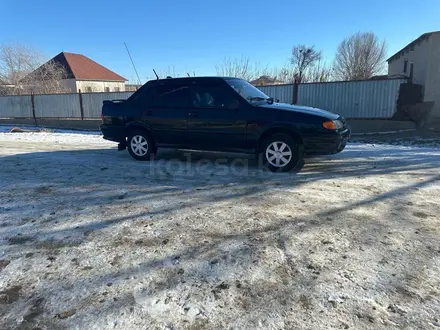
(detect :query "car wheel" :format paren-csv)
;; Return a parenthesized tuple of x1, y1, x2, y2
(261, 133, 304, 172)
(127, 130, 154, 161)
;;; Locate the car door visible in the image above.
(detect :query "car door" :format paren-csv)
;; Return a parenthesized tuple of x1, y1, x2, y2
(142, 83, 191, 146)
(186, 82, 248, 150)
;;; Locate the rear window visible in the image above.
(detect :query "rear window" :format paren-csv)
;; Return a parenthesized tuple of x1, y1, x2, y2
(127, 83, 154, 105)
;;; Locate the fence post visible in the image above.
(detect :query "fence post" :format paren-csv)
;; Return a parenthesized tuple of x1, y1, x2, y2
(292, 78, 299, 104)
(30, 93, 37, 126)
(78, 89, 84, 120)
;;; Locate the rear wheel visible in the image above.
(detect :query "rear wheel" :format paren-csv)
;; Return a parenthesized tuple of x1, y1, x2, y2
(127, 130, 154, 161)
(260, 133, 304, 172)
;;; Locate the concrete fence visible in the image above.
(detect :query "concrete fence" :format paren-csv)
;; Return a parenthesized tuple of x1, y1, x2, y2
(0, 91, 134, 119)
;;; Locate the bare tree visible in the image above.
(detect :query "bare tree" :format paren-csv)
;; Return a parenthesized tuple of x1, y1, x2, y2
(290, 45, 322, 83)
(0, 43, 70, 95)
(275, 67, 295, 84)
(275, 60, 332, 84)
(306, 60, 333, 83)
(333, 32, 387, 81)
(215, 56, 270, 82)
(21, 60, 70, 94)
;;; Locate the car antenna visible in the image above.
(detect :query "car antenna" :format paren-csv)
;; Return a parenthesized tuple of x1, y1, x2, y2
(153, 69, 159, 80)
(187, 73, 191, 77)
(124, 42, 142, 85)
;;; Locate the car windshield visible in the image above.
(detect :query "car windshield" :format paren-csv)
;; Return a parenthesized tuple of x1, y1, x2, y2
(226, 79, 269, 103)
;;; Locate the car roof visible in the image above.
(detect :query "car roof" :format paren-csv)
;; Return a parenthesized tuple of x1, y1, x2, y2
(145, 76, 241, 85)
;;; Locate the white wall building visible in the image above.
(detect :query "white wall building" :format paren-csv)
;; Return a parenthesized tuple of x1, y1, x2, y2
(388, 31, 440, 121)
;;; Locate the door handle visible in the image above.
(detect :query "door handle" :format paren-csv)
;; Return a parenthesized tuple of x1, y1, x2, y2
(188, 112, 199, 117)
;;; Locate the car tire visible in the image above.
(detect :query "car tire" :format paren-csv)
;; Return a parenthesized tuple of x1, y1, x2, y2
(127, 130, 155, 161)
(260, 133, 304, 172)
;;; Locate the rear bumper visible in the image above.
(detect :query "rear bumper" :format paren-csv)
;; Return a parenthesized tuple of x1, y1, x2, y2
(100, 124, 126, 143)
(304, 128, 351, 155)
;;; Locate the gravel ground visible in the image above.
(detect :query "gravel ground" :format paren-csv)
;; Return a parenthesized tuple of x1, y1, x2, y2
(0, 131, 439, 330)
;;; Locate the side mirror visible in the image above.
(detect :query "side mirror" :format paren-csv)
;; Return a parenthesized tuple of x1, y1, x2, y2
(275, 98, 280, 103)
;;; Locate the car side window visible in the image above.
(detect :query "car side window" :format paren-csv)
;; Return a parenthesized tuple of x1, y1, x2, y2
(152, 85, 193, 108)
(191, 85, 236, 109)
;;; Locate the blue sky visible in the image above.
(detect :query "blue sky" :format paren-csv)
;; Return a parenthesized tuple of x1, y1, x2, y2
(1, 0, 439, 83)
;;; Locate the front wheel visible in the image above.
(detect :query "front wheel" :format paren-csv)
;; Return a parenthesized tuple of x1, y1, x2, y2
(260, 133, 304, 172)
(127, 130, 154, 161)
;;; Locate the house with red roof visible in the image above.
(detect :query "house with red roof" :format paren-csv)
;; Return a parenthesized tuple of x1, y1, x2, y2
(33, 52, 127, 93)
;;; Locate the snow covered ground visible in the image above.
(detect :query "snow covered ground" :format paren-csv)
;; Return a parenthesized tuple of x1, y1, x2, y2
(0, 130, 440, 330)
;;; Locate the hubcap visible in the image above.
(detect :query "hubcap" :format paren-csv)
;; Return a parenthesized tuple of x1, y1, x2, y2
(131, 135, 148, 156)
(266, 141, 292, 167)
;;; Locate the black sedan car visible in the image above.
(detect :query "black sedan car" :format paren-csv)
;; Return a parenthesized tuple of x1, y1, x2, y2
(100, 77, 350, 172)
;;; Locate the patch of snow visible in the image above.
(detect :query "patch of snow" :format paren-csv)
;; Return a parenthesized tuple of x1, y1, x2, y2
(0, 124, 100, 134)
(0, 130, 439, 330)
(0, 128, 109, 146)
